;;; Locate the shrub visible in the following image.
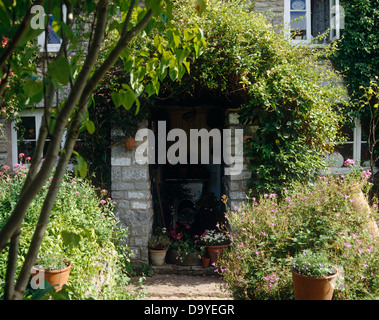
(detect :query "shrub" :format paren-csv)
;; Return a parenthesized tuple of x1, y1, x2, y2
(0, 165, 133, 300)
(218, 170, 378, 300)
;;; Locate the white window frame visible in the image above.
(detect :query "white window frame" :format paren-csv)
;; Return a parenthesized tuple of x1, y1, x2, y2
(38, 5, 67, 53)
(284, 0, 341, 44)
(284, 0, 312, 44)
(330, 0, 341, 42)
(11, 110, 66, 166)
(327, 119, 377, 174)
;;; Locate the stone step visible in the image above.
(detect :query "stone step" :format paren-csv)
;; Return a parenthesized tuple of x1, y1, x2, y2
(152, 264, 218, 276)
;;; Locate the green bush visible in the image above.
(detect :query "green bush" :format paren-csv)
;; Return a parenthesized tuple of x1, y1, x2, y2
(218, 170, 378, 300)
(0, 165, 133, 300)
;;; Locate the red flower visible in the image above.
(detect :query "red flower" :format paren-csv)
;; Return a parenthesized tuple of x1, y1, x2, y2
(1, 38, 8, 48)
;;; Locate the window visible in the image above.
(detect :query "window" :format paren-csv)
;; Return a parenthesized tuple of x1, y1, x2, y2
(284, 0, 343, 44)
(326, 119, 376, 173)
(37, 5, 67, 52)
(11, 110, 65, 165)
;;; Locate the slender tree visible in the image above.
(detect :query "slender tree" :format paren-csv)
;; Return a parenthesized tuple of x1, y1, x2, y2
(0, 0, 205, 299)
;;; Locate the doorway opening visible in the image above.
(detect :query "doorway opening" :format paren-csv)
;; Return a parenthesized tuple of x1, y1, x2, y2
(149, 105, 227, 237)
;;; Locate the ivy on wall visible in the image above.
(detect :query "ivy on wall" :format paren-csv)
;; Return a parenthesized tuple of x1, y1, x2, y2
(333, 0, 379, 117)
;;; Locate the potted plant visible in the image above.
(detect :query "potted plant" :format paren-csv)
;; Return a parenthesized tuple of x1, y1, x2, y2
(112, 103, 148, 150)
(291, 250, 339, 300)
(148, 227, 171, 266)
(176, 241, 201, 266)
(200, 229, 230, 264)
(199, 245, 210, 268)
(31, 255, 72, 292)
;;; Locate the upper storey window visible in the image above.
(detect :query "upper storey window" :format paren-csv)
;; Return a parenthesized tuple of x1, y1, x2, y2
(37, 5, 67, 52)
(284, 0, 344, 44)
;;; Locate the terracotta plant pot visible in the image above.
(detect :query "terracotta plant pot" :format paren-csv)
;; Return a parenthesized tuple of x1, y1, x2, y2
(31, 262, 72, 292)
(207, 245, 228, 264)
(125, 136, 135, 150)
(166, 249, 179, 264)
(202, 257, 210, 268)
(176, 252, 201, 266)
(292, 267, 339, 300)
(149, 249, 168, 266)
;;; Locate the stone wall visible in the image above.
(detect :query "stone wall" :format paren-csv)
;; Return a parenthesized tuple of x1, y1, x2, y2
(111, 120, 154, 264)
(0, 119, 11, 167)
(255, 0, 284, 27)
(224, 109, 250, 209)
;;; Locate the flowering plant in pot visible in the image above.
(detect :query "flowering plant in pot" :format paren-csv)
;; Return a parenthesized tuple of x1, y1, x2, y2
(292, 250, 339, 300)
(198, 245, 210, 267)
(200, 229, 230, 264)
(167, 225, 201, 265)
(148, 227, 171, 266)
(176, 241, 201, 265)
(31, 255, 72, 292)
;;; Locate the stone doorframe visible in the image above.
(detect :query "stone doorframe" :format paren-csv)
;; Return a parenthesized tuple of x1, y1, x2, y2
(111, 109, 251, 265)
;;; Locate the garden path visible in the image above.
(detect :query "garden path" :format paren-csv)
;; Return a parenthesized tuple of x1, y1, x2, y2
(129, 274, 232, 300)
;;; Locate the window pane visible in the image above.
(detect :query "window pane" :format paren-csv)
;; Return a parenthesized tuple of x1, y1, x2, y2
(311, 0, 330, 42)
(361, 142, 370, 165)
(334, 143, 353, 164)
(17, 117, 36, 140)
(291, 0, 306, 10)
(291, 12, 307, 39)
(18, 141, 36, 160)
(47, 15, 61, 44)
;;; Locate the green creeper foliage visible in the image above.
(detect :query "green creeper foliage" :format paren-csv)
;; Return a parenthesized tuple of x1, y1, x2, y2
(151, 0, 346, 194)
(333, 0, 379, 103)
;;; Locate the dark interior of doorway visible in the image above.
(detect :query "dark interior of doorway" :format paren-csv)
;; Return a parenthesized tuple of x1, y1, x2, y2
(149, 105, 227, 237)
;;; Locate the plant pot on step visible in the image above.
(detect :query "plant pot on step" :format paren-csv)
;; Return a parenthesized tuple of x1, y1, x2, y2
(292, 267, 339, 300)
(207, 245, 228, 264)
(166, 249, 179, 264)
(176, 252, 201, 266)
(149, 248, 168, 266)
(31, 262, 72, 292)
(201, 257, 210, 268)
(125, 136, 135, 150)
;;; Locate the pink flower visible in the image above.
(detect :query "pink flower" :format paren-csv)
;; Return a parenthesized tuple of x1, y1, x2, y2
(100, 200, 106, 205)
(361, 170, 372, 179)
(18, 153, 25, 159)
(25, 157, 31, 162)
(344, 158, 355, 166)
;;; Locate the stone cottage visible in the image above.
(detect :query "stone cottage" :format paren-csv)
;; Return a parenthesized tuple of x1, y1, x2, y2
(0, 1, 367, 265)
